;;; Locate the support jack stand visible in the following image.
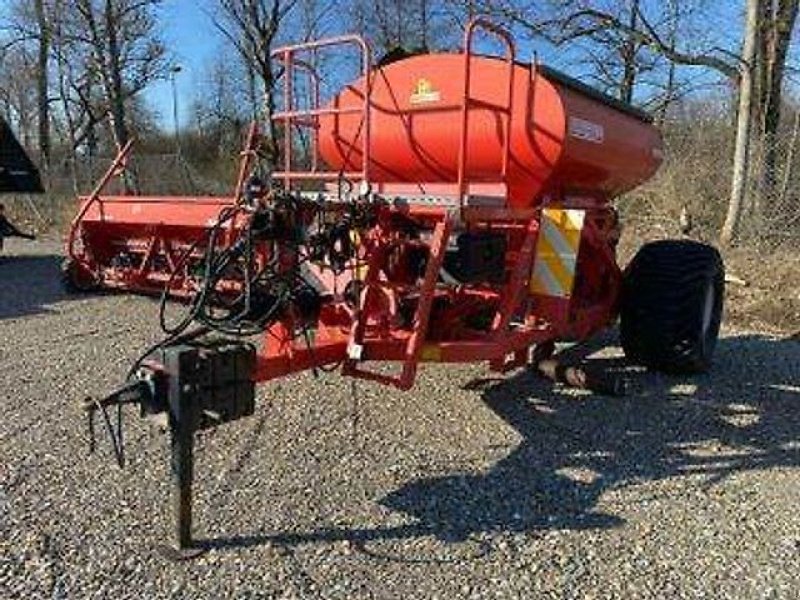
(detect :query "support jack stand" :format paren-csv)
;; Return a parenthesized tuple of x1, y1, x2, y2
(84, 339, 256, 561)
(155, 341, 256, 560)
(158, 383, 207, 561)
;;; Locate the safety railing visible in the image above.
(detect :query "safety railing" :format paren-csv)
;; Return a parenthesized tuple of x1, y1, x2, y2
(67, 139, 135, 263)
(456, 18, 517, 214)
(271, 35, 373, 191)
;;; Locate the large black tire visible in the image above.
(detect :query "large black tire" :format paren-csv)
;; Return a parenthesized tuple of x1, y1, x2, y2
(60, 258, 99, 294)
(620, 240, 724, 374)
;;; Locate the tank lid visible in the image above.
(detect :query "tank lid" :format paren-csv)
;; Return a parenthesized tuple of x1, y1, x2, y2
(537, 64, 654, 124)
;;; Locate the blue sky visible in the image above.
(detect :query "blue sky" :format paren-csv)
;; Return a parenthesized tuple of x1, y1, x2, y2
(146, 1, 221, 129)
(145, 0, 754, 129)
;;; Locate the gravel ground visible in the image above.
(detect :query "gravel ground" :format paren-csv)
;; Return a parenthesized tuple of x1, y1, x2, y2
(1, 237, 799, 599)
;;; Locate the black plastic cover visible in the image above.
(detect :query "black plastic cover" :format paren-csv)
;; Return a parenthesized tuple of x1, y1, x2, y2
(444, 232, 507, 284)
(0, 118, 44, 193)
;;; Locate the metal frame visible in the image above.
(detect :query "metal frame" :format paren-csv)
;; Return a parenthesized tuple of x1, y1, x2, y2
(271, 35, 373, 190)
(76, 17, 637, 557)
(457, 18, 517, 216)
(257, 18, 620, 390)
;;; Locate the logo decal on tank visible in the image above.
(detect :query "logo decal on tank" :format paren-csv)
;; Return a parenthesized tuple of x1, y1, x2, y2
(410, 78, 441, 105)
(568, 117, 605, 144)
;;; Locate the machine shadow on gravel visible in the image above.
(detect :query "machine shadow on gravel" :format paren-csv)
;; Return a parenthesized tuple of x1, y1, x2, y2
(0, 254, 76, 320)
(202, 333, 799, 555)
(380, 333, 800, 543)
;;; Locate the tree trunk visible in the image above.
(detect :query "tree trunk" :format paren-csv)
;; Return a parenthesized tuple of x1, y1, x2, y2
(656, 0, 680, 126)
(34, 0, 51, 172)
(619, 0, 640, 104)
(753, 0, 799, 219)
(259, 60, 278, 167)
(721, 0, 760, 247)
(779, 107, 800, 210)
(246, 59, 258, 123)
(56, 50, 81, 192)
(104, 0, 130, 150)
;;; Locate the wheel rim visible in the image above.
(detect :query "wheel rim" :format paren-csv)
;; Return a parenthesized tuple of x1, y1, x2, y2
(701, 281, 716, 339)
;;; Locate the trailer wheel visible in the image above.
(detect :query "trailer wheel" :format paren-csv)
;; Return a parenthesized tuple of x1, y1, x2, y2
(620, 240, 724, 374)
(61, 258, 99, 294)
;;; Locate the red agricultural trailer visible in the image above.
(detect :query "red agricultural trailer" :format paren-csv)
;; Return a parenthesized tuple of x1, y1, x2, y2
(76, 20, 725, 557)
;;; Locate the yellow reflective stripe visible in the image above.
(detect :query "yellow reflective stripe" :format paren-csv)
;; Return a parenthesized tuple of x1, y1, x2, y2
(530, 209, 585, 298)
(542, 214, 578, 257)
(537, 232, 575, 292)
(530, 260, 562, 296)
(564, 209, 586, 232)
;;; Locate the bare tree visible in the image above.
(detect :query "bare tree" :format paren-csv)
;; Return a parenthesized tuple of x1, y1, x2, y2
(753, 0, 799, 206)
(1, 0, 54, 169)
(192, 48, 252, 156)
(655, 0, 681, 124)
(351, 0, 456, 55)
(0, 45, 38, 149)
(32, 0, 51, 169)
(475, 2, 712, 112)
(722, 0, 761, 246)
(212, 0, 302, 163)
(72, 0, 167, 151)
(483, 0, 798, 244)
(48, 0, 108, 189)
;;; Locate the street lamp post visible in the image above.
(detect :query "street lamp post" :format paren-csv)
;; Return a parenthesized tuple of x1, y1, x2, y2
(170, 65, 183, 158)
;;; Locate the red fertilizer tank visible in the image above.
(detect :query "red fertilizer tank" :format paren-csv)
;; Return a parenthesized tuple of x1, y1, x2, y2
(318, 53, 664, 208)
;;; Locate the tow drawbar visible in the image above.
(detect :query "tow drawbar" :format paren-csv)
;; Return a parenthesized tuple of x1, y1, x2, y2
(83, 339, 256, 560)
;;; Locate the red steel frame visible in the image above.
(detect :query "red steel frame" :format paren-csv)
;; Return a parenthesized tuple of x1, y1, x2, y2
(457, 18, 516, 215)
(67, 19, 624, 392)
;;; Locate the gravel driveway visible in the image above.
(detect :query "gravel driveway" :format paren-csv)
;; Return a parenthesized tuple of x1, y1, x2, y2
(1, 238, 799, 599)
